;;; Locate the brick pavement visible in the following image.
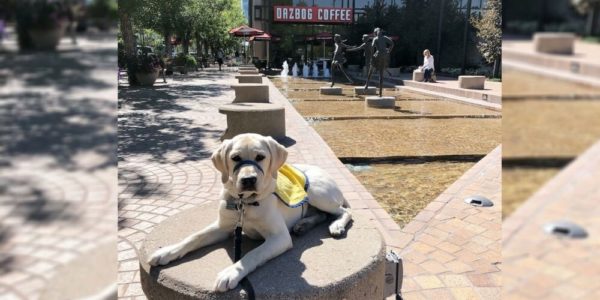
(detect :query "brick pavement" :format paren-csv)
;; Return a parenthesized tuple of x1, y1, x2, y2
(0, 32, 117, 299)
(118, 70, 501, 299)
(503, 140, 600, 299)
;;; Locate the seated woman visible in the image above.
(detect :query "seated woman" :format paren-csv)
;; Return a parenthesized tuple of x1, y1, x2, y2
(420, 49, 435, 83)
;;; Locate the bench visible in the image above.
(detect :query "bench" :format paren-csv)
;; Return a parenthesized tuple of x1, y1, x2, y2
(139, 202, 385, 300)
(412, 69, 424, 82)
(218, 103, 285, 139)
(231, 84, 269, 103)
(458, 75, 486, 89)
(533, 32, 575, 55)
(235, 74, 264, 84)
(239, 69, 260, 74)
(320, 86, 343, 95)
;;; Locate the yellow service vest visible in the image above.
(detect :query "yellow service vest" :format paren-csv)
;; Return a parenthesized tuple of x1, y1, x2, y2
(274, 164, 309, 208)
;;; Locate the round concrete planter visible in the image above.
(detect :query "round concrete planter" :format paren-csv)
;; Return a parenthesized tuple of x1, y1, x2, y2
(28, 25, 65, 51)
(136, 70, 160, 86)
(139, 202, 385, 300)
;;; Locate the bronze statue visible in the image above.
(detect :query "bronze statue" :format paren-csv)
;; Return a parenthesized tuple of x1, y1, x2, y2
(347, 34, 373, 73)
(364, 28, 394, 97)
(330, 34, 355, 87)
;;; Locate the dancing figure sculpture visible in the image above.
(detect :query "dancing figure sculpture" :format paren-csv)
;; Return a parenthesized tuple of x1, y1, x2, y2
(330, 34, 355, 87)
(365, 28, 394, 97)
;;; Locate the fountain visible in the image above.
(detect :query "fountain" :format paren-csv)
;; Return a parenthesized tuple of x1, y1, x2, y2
(292, 63, 299, 77)
(323, 61, 331, 78)
(312, 62, 319, 77)
(281, 61, 289, 77)
(303, 64, 310, 77)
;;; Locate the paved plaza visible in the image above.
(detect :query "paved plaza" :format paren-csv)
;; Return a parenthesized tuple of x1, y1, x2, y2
(118, 69, 501, 299)
(0, 32, 117, 299)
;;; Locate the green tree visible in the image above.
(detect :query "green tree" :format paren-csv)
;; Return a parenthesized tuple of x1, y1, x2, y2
(472, 0, 502, 78)
(572, 0, 600, 36)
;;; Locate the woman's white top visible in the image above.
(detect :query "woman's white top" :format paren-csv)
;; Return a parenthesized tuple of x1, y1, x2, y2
(423, 55, 435, 70)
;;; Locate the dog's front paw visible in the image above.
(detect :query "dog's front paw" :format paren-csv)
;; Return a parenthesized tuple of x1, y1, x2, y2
(213, 264, 244, 292)
(329, 221, 346, 237)
(147, 244, 183, 266)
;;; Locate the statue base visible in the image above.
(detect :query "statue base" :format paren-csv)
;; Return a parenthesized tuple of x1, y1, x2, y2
(355, 87, 377, 96)
(320, 86, 343, 95)
(365, 96, 395, 108)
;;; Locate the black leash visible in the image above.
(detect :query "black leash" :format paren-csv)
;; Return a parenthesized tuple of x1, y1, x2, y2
(234, 197, 257, 300)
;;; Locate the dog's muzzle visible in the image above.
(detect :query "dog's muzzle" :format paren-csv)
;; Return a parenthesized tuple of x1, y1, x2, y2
(234, 160, 264, 191)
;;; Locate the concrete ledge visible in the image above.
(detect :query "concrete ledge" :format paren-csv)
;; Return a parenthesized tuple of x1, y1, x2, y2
(354, 87, 377, 95)
(219, 103, 285, 139)
(235, 74, 264, 84)
(412, 70, 424, 82)
(365, 96, 395, 108)
(533, 32, 575, 55)
(458, 75, 486, 90)
(140, 202, 385, 300)
(239, 69, 260, 74)
(320, 86, 343, 95)
(231, 84, 269, 103)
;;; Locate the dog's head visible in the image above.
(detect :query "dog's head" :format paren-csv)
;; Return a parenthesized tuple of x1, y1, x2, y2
(211, 133, 288, 199)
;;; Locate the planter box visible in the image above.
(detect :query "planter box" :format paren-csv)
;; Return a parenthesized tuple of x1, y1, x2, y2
(136, 70, 160, 86)
(28, 25, 65, 51)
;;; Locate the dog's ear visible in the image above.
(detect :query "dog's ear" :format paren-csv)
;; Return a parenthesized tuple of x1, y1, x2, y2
(211, 139, 232, 184)
(265, 136, 288, 179)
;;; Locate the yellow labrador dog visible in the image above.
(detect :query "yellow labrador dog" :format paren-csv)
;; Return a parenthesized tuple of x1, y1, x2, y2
(147, 133, 352, 292)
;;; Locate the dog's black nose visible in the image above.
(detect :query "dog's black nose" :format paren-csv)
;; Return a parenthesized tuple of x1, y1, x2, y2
(241, 176, 257, 189)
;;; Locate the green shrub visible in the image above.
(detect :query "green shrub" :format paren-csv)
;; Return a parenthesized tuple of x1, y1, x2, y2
(173, 53, 197, 68)
(88, 0, 118, 20)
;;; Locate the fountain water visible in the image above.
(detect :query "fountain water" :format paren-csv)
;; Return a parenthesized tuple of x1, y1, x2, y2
(312, 62, 319, 77)
(323, 61, 331, 78)
(281, 61, 289, 77)
(292, 63, 299, 77)
(302, 64, 310, 77)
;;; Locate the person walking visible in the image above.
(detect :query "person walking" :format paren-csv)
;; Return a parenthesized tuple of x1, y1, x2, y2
(216, 49, 224, 71)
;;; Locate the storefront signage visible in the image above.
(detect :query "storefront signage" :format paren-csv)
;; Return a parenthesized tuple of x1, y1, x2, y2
(273, 6, 353, 24)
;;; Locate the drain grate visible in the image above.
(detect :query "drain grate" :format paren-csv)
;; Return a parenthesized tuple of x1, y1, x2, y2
(543, 220, 588, 239)
(464, 195, 494, 207)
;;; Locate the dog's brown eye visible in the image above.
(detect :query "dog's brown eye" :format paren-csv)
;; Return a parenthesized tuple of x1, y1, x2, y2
(255, 154, 265, 162)
(232, 155, 241, 162)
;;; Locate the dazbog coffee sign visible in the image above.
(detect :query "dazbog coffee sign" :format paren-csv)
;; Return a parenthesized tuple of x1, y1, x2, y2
(273, 6, 353, 24)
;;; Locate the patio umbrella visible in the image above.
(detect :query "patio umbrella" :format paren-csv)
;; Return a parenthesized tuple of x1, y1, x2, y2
(250, 32, 272, 68)
(229, 25, 264, 63)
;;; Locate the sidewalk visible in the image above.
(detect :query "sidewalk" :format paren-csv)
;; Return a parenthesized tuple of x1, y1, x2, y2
(503, 140, 600, 299)
(0, 32, 117, 299)
(118, 70, 501, 299)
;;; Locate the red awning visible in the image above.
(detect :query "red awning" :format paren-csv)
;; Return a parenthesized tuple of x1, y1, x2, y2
(228, 25, 264, 37)
(250, 32, 271, 41)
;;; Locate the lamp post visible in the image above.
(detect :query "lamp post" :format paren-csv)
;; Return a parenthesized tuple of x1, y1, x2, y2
(460, 0, 472, 75)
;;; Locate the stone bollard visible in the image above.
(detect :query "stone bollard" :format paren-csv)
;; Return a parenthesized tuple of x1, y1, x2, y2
(218, 103, 285, 139)
(236, 74, 264, 84)
(231, 84, 269, 103)
(533, 32, 576, 55)
(140, 201, 385, 300)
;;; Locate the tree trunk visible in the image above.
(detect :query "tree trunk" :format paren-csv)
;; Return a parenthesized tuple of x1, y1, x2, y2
(492, 57, 500, 79)
(119, 9, 137, 85)
(182, 32, 190, 55)
(164, 32, 172, 57)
